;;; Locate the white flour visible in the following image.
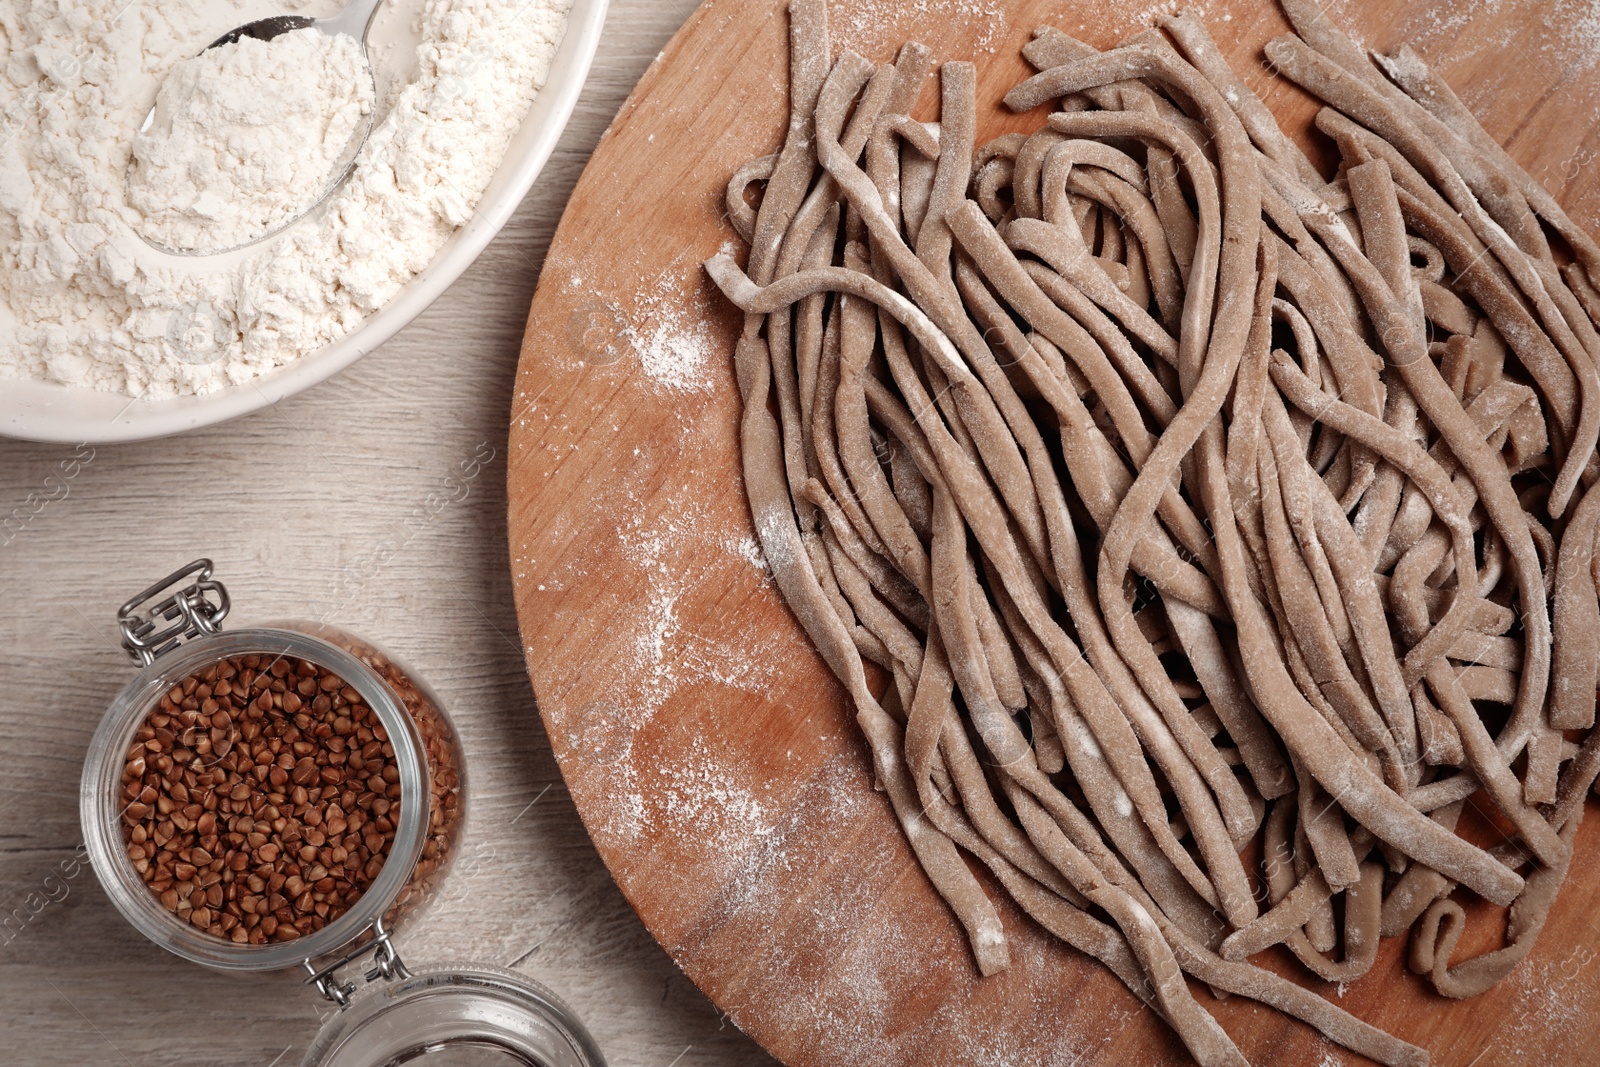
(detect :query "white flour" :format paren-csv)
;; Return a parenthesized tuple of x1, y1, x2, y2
(128, 27, 373, 253)
(628, 275, 718, 392)
(0, 0, 571, 397)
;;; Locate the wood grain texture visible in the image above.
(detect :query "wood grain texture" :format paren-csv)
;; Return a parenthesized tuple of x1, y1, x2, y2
(0, 3, 777, 1065)
(508, 1, 1600, 1065)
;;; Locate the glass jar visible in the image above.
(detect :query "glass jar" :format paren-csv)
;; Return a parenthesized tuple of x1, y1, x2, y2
(304, 963, 606, 1067)
(80, 560, 605, 1067)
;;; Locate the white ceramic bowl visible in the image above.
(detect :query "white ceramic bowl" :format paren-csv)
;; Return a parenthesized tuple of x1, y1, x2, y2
(0, 0, 609, 445)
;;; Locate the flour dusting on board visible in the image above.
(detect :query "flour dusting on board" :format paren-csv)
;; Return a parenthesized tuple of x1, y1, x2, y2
(832, 0, 1010, 54)
(631, 279, 716, 391)
(610, 503, 789, 720)
(658, 739, 773, 847)
(635, 585, 682, 702)
(586, 733, 779, 875)
(713, 756, 873, 923)
(714, 764, 912, 1060)
(1031, 0, 1225, 39)
(616, 515, 694, 719)
(560, 264, 718, 391)
(1393, 1, 1528, 75)
(1395, 0, 1600, 82)
(726, 534, 769, 572)
(1577, 2, 1600, 64)
(579, 730, 779, 875)
(566, 486, 805, 850)
(1498, 954, 1590, 1057)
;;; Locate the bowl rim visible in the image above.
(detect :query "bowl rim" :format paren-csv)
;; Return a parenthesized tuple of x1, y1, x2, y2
(0, 0, 611, 446)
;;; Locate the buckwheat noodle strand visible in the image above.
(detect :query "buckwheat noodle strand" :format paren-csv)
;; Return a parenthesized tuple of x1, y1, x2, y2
(703, 3, 1600, 1062)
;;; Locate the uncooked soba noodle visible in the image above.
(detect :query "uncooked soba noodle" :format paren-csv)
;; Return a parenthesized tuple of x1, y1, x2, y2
(704, 2, 1600, 1062)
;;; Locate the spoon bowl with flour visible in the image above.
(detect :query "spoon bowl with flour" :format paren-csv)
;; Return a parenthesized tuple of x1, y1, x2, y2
(129, 0, 388, 257)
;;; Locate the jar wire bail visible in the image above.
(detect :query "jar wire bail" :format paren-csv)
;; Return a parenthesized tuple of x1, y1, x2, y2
(117, 557, 232, 666)
(303, 915, 411, 1008)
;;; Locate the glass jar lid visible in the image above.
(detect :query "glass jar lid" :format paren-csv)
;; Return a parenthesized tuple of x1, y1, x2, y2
(303, 957, 606, 1067)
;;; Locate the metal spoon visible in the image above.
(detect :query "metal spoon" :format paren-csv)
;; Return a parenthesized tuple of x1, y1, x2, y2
(134, 0, 387, 256)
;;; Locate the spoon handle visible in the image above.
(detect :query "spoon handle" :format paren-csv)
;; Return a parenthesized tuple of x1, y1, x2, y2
(320, 0, 388, 46)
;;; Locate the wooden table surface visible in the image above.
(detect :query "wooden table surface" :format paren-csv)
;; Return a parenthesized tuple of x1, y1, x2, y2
(9, 2, 1600, 1065)
(0, 3, 777, 1064)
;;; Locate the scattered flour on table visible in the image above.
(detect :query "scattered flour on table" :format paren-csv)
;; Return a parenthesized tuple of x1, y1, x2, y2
(705, 760, 911, 1059)
(699, 762, 1100, 1066)
(0, 0, 571, 396)
(570, 494, 796, 844)
(558, 264, 718, 391)
(832, 0, 1010, 54)
(1382, 0, 1600, 80)
(631, 579, 684, 718)
(576, 736, 773, 895)
(711, 756, 871, 923)
(1394, 0, 1527, 73)
(608, 499, 790, 723)
(589, 735, 776, 862)
(725, 534, 768, 572)
(631, 274, 720, 392)
(656, 739, 772, 849)
(128, 27, 373, 252)
(1033, 0, 1224, 39)
(1577, 2, 1600, 64)
(1498, 954, 1590, 1056)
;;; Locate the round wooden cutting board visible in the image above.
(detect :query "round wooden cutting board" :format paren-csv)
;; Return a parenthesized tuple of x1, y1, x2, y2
(507, 2, 1600, 1063)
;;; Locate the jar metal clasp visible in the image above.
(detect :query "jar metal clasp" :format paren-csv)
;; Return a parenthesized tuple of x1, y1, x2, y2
(116, 558, 231, 666)
(303, 917, 412, 1008)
